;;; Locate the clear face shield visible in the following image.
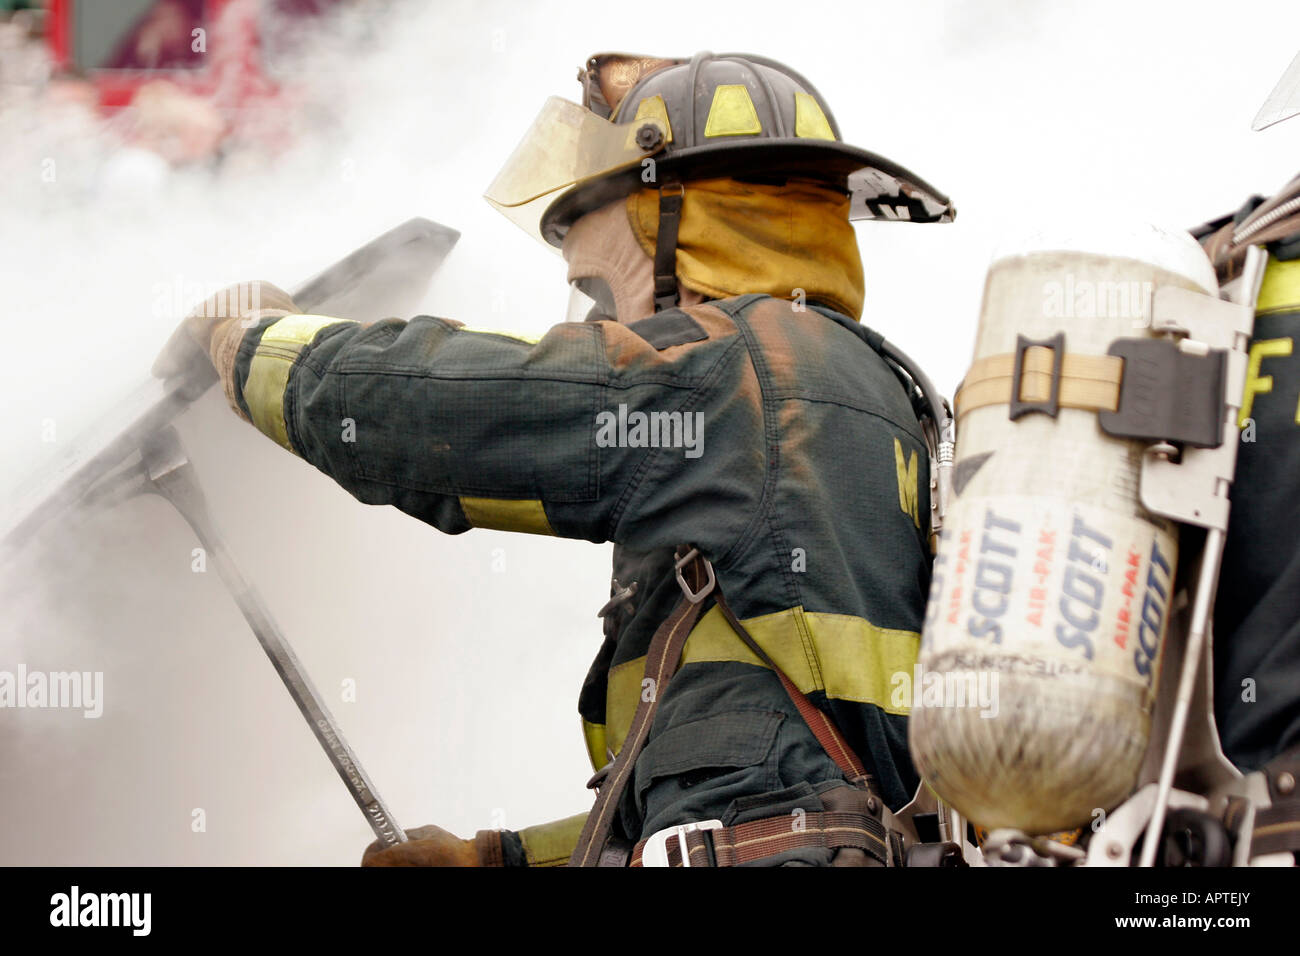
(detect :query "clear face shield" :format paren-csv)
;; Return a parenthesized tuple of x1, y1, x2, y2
(565, 275, 619, 323)
(483, 96, 668, 249)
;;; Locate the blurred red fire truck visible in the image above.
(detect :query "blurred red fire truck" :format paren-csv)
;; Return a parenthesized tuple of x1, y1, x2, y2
(43, 0, 341, 161)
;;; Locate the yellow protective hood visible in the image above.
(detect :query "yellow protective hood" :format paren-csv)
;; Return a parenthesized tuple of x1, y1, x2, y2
(627, 177, 865, 320)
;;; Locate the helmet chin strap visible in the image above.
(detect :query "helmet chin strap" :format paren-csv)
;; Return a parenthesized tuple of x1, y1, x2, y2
(653, 176, 684, 312)
(565, 194, 707, 322)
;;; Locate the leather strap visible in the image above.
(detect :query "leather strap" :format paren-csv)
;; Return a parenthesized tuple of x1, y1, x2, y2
(630, 809, 888, 867)
(472, 829, 505, 867)
(955, 348, 1123, 419)
(1251, 802, 1300, 857)
(568, 548, 712, 866)
(570, 549, 877, 865)
(713, 592, 871, 785)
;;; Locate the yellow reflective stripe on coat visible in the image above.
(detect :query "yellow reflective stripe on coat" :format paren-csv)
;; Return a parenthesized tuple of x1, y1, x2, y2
(458, 497, 556, 535)
(1256, 256, 1300, 315)
(244, 314, 357, 450)
(602, 605, 920, 755)
(582, 718, 609, 773)
(518, 812, 589, 867)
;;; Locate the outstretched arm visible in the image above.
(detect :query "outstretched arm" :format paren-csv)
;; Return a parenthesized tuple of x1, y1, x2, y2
(173, 280, 750, 548)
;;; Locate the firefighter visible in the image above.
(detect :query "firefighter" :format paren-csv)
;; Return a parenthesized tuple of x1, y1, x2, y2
(1193, 173, 1300, 862)
(159, 51, 955, 866)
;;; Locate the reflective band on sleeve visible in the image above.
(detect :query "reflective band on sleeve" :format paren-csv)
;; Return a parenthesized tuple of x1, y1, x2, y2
(1256, 256, 1300, 315)
(602, 605, 920, 755)
(518, 812, 590, 867)
(458, 497, 556, 535)
(244, 314, 356, 451)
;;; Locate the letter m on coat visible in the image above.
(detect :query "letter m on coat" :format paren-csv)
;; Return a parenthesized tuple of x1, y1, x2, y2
(894, 438, 919, 529)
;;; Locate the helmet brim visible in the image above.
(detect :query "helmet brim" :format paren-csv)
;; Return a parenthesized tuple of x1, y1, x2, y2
(540, 137, 955, 248)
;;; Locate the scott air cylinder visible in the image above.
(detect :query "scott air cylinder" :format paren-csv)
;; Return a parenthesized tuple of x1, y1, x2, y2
(910, 224, 1219, 833)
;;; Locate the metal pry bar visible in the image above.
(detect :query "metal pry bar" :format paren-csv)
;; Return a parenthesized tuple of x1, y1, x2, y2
(140, 426, 408, 847)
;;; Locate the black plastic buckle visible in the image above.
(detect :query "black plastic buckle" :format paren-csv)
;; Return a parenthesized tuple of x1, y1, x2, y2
(1009, 332, 1064, 420)
(596, 836, 632, 868)
(1270, 228, 1300, 262)
(1098, 338, 1225, 449)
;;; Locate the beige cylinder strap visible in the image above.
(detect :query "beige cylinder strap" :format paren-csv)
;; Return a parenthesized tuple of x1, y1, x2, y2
(954, 346, 1124, 419)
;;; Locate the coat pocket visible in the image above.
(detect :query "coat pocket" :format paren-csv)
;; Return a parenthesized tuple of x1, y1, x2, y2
(631, 710, 784, 831)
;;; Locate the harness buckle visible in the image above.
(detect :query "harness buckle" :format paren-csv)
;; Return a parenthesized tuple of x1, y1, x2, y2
(641, 819, 723, 867)
(673, 547, 716, 604)
(1009, 332, 1065, 420)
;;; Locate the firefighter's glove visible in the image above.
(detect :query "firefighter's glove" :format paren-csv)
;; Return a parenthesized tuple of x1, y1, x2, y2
(361, 824, 507, 867)
(152, 280, 299, 410)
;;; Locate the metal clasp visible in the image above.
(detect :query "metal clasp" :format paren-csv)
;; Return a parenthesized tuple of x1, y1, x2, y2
(673, 547, 716, 604)
(596, 579, 638, 618)
(641, 819, 723, 867)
